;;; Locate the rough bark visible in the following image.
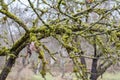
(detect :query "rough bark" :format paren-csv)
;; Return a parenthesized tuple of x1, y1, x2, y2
(0, 33, 29, 80)
(90, 37, 98, 80)
(90, 59, 98, 80)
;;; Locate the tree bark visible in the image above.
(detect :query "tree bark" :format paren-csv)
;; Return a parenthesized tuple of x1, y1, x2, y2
(90, 37, 98, 80)
(0, 33, 29, 80)
(90, 59, 98, 80)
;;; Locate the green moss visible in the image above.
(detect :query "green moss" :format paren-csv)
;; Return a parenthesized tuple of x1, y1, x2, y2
(0, 47, 10, 55)
(116, 41, 120, 49)
(93, 8, 107, 14)
(0, 9, 29, 32)
(11, 33, 29, 51)
(64, 43, 74, 52)
(38, 50, 44, 59)
(62, 34, 69, 42)
(30, 33, 37, 41)
(73, 47, 80, 53)
(66, 28, 72, 35)
(116, 32, 120, 36)
(40, 26, 47, 31)
(73, 66, 79, 72)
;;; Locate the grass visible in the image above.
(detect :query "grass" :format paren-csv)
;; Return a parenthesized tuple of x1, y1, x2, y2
(99, 72, 120, 80)
(32, 73, 55, 80)
(32, 72, 120, 80)
(1, 69, 120, 80)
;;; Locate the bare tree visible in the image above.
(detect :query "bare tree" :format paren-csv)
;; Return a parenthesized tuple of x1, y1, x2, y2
(0, 0, 120, 80)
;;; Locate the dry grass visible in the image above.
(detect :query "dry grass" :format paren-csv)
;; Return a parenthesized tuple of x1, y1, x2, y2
(6, 63, 34, 80)
(2, 58, 120, 80)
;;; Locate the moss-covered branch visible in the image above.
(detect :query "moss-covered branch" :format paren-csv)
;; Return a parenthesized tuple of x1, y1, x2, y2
(0, 33, 29, 80)
(28, 0, 50, 28)
(0, 9, 29, 32)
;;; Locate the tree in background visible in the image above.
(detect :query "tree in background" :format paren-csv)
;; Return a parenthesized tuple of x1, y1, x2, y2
(0, 0, 120, 80)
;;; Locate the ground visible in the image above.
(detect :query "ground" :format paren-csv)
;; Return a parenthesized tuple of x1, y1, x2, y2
(0, 57, 119, 80)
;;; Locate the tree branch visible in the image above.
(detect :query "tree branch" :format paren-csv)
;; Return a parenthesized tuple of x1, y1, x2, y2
(0, 33, 29, 80)
(28, 0, 50, 28)
(0, 10, 29, 32)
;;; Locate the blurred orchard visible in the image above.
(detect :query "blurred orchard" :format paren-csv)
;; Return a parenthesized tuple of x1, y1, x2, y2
(0, 0, 120, 80)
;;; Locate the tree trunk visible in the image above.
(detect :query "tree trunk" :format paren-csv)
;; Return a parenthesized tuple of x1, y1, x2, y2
(0, 33, 29, 80)
(90, 36, 98, 80)
(0, 57, 16, 80)
(90, 59, 98, 80)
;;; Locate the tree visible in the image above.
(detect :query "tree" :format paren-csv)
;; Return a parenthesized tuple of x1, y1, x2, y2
(0, 0, 120, 80)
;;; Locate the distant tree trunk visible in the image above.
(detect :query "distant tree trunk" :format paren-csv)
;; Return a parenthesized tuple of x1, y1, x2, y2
(0, 57, 16, 80)
(7, 21, 15, 45)
(90, 58, 98, 80)
(90, 36, 98, 80)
